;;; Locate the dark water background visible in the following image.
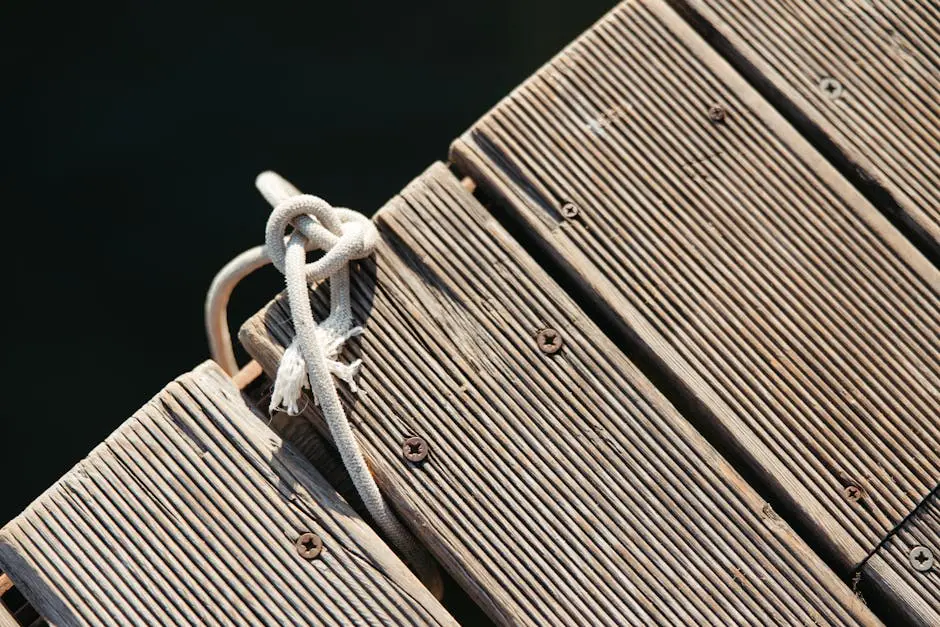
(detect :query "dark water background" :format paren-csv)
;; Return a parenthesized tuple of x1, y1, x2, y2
(1, 1, 612, 524)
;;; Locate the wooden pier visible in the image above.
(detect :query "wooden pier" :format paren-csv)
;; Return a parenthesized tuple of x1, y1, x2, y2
(1, 1, 937, 624)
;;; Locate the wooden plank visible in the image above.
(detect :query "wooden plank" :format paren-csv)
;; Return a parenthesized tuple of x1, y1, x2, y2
(863, 490, 939, 626)
(0, 574, 17, 627)
(0, 362, 454, 627)
(0, 609, 16, 627)
(238, 370, 365, 515)
(451, 0, 939, 577)
(667, 0, 940, 257)
(0, 573, 24, 627)
(240, 162, 879, 625)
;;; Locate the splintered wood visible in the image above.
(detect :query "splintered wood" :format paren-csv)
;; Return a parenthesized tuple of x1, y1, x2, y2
(241, 163, 878, 625)
(452, 0, 938, 580)
(669, 0, 940, 255)
(0, 362, 454, 627)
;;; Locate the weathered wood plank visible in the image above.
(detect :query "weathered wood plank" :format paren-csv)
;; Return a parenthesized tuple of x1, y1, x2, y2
(0, 574, 30, 627)
(0, 575, 18, 627)
(0, 362, 454, 627)
(239, 370, 366, 515)
(668, 0, 940, 256)
(241, 162, 879, 625)
(0, 608, 17, 627)
(863, 490, 939, 626)
(450, 0, 939, 583)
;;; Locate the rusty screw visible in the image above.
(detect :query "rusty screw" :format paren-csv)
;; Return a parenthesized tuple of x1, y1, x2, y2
(707, 104, 727, 123)
(536, 328, 563, 354)
(402, 436, 429, 463)
(843, 484, 864, 502)
(819, 77, 843, 99)
(560, 201, 580, 219)
(909, 546, 934, 572)
(295, 532, 322, 559)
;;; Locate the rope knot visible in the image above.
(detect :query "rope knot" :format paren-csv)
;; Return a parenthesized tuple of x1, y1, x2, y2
(263, 194, 378, 279)
(256, 173, 375, 416)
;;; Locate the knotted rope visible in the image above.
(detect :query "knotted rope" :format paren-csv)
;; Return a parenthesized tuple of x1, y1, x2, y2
(205, 172, 436, 589)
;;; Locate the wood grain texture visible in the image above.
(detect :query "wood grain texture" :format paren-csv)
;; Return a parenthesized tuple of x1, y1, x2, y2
(240, 371, 366, 515)
(0, 608, 17, 627)
(863, 490, 939, 626)
(0, 591, 16, 627)
(240, 162, 879, 626)
(0, 361, 453, 627)
(450, 0, 940, 574)
(0, 574, 26, 627)
(266, 411, 365, 514)
(668, 0, 940, 256)
(0, 574, 20, 627)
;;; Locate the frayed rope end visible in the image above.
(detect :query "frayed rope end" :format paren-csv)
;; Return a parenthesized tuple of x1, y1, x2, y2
(269, 328, 366, 415)
(269, 339, 309, 415)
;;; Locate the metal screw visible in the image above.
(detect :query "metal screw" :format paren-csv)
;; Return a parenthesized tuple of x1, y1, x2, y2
(295, 532, 322, 559)
(707, 104, 727, 123)
(402, 436, 429, 463)
(819, 77, 843, 99)
(536, 328, 563, 354)
(843, 484, 864, 502)
(560, 201, 580, 219)
(909, 546, 934, 572)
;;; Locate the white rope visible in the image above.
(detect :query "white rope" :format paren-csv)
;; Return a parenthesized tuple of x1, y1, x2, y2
(206, 244, 270, 376)
(205, 172, 437, 589)
(205, 175, 305, 377)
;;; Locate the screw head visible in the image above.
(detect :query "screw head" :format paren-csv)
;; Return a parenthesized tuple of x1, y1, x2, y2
(536, 328, 563, 354)
(843, 484, 864, 502)
(909, 546, 934, 572)
(707, 104, 727, 123)
(402, 436, 429, 463)
(295, 532, 322, 559)
(819, 77, 844, 99)
(560, 202, 580, 219)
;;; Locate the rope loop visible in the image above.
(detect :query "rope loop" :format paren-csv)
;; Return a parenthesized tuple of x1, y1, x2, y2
(265, 194, 378, 281)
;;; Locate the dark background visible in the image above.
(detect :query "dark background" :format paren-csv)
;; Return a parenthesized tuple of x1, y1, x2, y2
(1, 1, 612, 525)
